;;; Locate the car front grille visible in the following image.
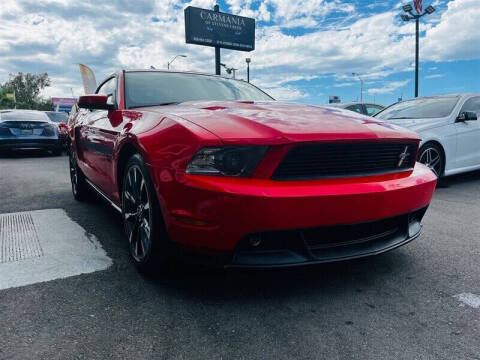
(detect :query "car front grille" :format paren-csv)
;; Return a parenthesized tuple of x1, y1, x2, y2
(272, 142, 418, 180)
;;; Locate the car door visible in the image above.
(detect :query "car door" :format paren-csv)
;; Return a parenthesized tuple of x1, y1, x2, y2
(454, 96, 480, 169)
(81, 77, 117, 191)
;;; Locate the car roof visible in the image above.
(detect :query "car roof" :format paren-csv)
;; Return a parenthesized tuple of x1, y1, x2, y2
(0, 109, 46, 113)
(0, 109, 50, 121)
(327, 102, 384, 107)
(404, 93, 478, 99)
(113, 69, 250, 83)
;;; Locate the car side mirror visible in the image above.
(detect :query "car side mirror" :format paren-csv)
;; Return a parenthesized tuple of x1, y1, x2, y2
(78, 94, 115, 111)
(456, 111, 477, 122)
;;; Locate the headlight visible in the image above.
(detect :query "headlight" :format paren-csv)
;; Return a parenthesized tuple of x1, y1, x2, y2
(186, 146, 268, 177)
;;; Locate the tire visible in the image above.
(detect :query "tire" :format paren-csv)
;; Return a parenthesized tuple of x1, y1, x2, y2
(122, 154, 170, 273)
(69, 147, 88, 200)
(418, 143, 445, 178)
(52, 148, 62, 156)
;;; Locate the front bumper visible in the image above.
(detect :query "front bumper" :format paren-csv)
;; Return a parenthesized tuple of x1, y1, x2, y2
(154, 163, 437, 267)
(228, 206, 426, 267)
(176, 207, 426, 268)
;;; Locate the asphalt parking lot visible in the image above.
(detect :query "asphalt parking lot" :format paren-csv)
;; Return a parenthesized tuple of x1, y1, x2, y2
(0, 152, 479, 360)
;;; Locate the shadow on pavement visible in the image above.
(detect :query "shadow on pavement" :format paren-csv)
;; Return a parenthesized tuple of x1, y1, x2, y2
(140, 248, 412, 301)
(438, 169, 480, 188)
(0, 149, 66, 158)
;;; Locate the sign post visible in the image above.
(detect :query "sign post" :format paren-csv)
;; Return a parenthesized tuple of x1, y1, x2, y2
(184, 5, 255, 76)
(214, 5, 221, 75)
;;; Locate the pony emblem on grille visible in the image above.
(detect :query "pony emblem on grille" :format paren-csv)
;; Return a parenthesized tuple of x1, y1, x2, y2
(398, 146, 410, 167)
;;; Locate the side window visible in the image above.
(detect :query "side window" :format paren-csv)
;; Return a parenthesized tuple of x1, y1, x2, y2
(96, 77, 116, 106)
(346, 104, 364, 114)
(459, 97, 480, 118)
(365, 105, 383, 116)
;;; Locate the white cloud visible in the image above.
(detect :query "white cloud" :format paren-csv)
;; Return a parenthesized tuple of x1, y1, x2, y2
(423, 0, 480, 61)
(424, 74, 445, 79)
(333, 82, 355, 88)
(0, 0, 478, 100)
(367, 80, 410, 94)
(265, 86, 308, 100)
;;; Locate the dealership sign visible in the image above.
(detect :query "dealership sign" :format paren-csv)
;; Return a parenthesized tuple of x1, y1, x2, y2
(52, 97, 78, 112)
(184, 6, 255, 52)
(329, 96, 341, 104)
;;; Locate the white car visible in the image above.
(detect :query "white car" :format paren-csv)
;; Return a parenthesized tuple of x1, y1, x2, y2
(375, 94, 480, 177)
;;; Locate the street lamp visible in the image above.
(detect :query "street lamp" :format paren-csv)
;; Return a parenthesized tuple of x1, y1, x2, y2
(167, 54, 187, 70)
(352, 72, 363, 103)
(400, 2, 435, 97)
(245, 58, 251, 83)
(220, 63, 238, 79)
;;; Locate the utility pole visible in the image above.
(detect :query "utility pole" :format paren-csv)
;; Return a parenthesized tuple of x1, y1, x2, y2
(246, 58, 251, 83)
(401, 3, 436, 97)
(214, 4, 221, 75)
(352, 72, 363, 103)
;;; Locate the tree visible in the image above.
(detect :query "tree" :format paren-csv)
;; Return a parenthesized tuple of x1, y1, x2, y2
(0, 88, 15, 109)
(0, 72, 51, 110)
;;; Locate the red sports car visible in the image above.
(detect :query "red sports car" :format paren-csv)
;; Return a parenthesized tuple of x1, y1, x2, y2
(68, 70, 437, 271)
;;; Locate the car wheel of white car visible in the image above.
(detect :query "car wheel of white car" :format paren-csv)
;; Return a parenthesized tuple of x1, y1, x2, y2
(418, 143, 444, 178)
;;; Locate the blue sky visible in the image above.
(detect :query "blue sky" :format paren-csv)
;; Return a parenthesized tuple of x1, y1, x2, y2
(0, 0, 478, 106)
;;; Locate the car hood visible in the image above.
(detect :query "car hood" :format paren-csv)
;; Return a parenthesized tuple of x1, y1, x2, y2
(146, 101, 420, 144)
(381, 117, 451, 132)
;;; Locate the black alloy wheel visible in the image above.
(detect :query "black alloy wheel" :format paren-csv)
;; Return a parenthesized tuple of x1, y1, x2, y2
(418, 143, 444, 178)
(69, 147, 87, 200)
(122, 154, 169, 271)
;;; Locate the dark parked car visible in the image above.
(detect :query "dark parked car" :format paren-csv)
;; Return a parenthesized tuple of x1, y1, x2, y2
(0, 109, 62, 155)
(328, 102, 385, 116)
(45, 111, 69, 148)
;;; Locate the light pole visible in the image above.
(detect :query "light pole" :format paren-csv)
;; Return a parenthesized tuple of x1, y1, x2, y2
(352, 72, 363, 103)
(220, 63, 238, 79)
(400, 3, 435, 97)
(246, 58, 251, 83)
(167, 54, 187, 70)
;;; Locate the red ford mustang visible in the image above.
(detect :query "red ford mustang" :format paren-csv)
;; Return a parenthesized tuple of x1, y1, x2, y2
(68, 70, 437, 271)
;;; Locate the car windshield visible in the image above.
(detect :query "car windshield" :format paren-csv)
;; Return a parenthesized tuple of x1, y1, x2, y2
(125, 71, 273, 109)
(375, 96, 460, 120)
(45, 112, 68, 122)
(0, 111, 48, 121)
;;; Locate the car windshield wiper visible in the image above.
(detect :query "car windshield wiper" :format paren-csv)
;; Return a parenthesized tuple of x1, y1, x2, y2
(386, 116, 415, 119)
(129, 102, 180, 109)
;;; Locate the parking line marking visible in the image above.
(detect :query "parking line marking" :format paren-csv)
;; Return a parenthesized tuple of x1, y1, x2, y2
(453, 293, 480, 309)
(0, 209, 112, 291)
